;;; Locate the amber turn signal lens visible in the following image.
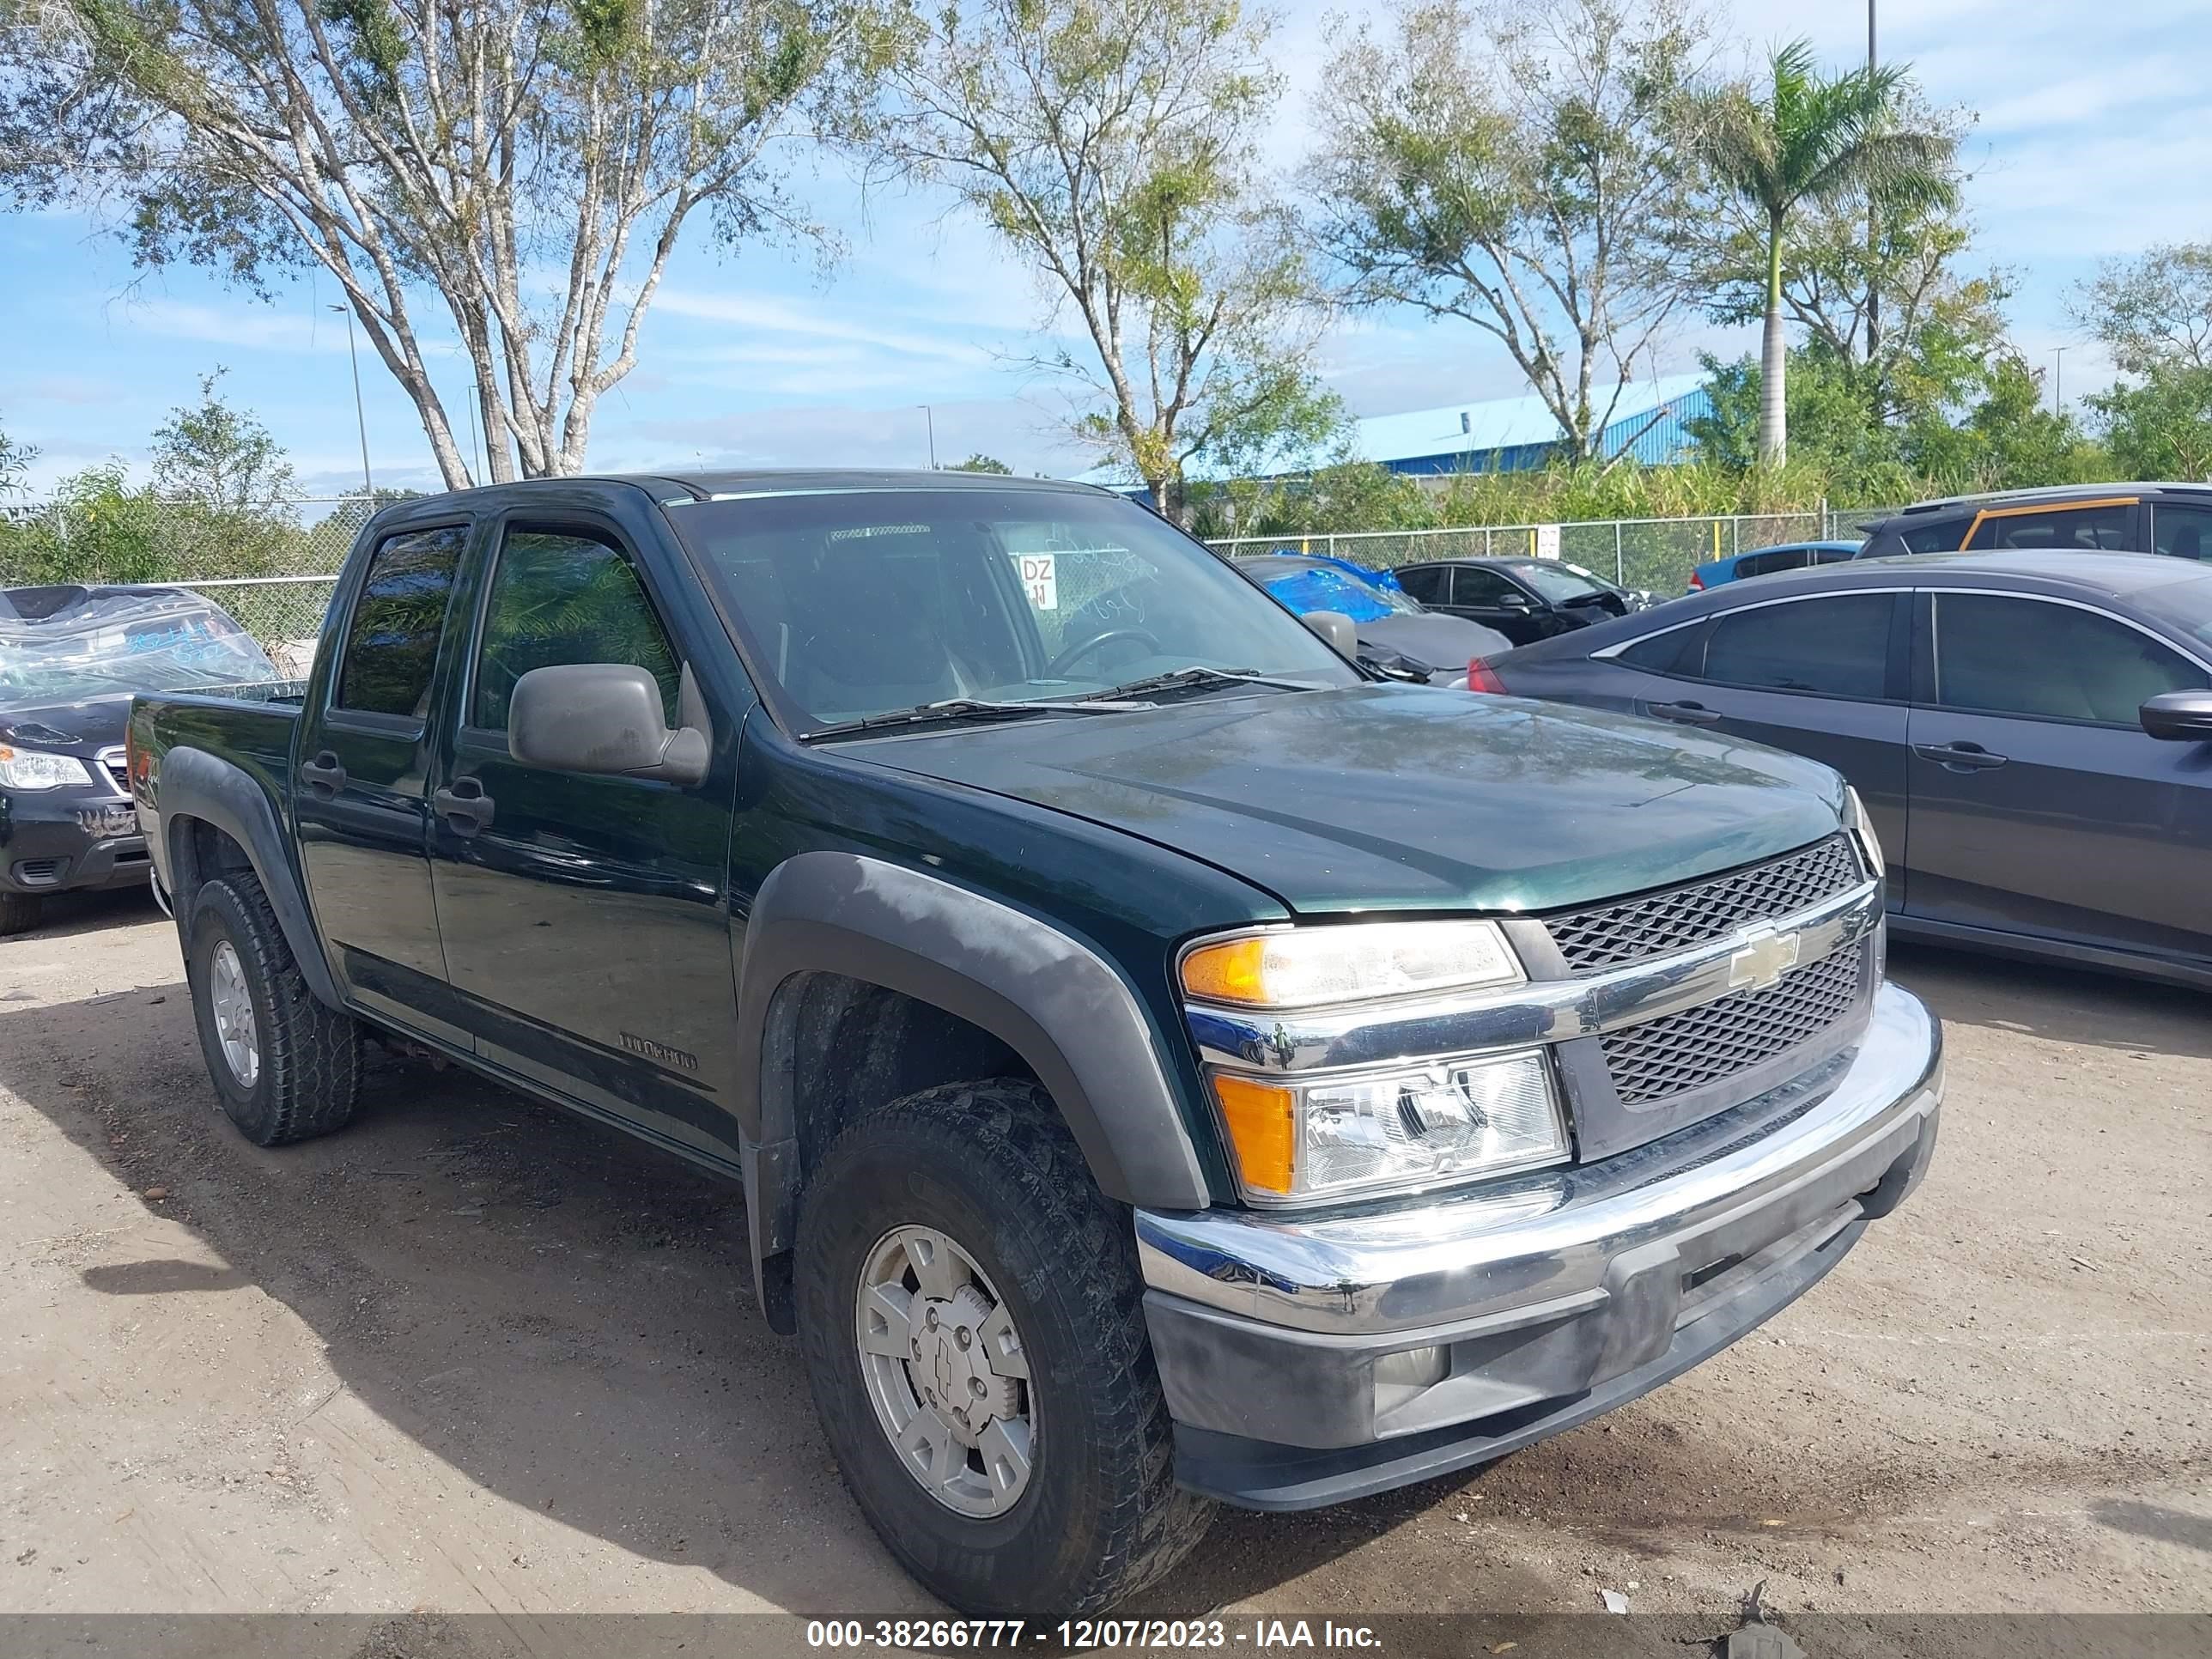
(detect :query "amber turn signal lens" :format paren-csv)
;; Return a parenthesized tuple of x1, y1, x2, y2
(1211, 1074, 1297, 1195)
(1181, 937, 1270, 1006)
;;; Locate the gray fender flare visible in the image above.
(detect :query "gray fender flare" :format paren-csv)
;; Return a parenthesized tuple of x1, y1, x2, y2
(734, 853, 1212, 1302)
(155, 745, 343, 1011)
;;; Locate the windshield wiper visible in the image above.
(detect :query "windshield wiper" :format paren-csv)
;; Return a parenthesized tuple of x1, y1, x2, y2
(804, 695, 1156, 741)
(1081, 665, 1315, 703)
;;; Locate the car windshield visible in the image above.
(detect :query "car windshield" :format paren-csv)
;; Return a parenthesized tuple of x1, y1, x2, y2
(0, 589, 281, 706)
(665, 488, 1360, 731)
(1510, 562, 1613, 604)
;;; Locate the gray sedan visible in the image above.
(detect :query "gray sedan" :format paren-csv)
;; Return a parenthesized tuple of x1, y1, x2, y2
(1486, 551, 2212, 989)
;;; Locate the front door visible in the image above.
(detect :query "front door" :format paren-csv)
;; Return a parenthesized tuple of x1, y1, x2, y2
(1438, 566, 1547, 644)
(294, 520, 471, 1045)
(1905, 590, 2212, 963)
(427, 512, 748, 1164)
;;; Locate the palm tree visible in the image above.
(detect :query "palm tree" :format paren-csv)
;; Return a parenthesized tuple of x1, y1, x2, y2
(1694, 41, 1954, 465)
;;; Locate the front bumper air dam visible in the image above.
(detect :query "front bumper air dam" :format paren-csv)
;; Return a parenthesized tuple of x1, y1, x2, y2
(1137, 980, 1942, 1510)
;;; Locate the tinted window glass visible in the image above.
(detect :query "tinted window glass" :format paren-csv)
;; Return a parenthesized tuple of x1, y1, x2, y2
(1618, 626, 1698, 673)
(336, 525, 465, 717)
(1449, 566, 1522, 605)
(1697, 594, 1892, 699)
(1813, 547, 1859, 565)
(1897, 518, 1970, 554)
(1966, 504, 2133, 551)
(1395, 565, 1447, 603)
(1738, 550, 1808, 579)
(473, 526, 681, 731)
(2151, 503, 2212, 561)
(1931, 595, 2206, 723)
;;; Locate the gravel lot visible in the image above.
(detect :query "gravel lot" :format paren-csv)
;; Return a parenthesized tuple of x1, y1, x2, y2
(1, 891, 2206, 1638)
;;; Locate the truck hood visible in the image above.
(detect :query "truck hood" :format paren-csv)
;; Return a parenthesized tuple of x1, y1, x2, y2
(848, 684, 1847, 915)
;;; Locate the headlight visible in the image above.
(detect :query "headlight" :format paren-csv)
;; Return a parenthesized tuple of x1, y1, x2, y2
(1181, 921, 1522, 1009)
(1212, 1049, 1568, 1205)
(1842, 786, 1884, 881)
(0, 745, 94, 791)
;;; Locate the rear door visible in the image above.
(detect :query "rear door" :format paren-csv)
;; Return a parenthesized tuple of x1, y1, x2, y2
(1963, 499, 2142, 553)
(1622, 591, 1912, 901)
(1904, 589, 2212, 961)
(295, 517, 473, 1045)
(425, 500, 750, 1164)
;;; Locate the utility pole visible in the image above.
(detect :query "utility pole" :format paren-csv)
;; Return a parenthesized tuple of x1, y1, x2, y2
(919, 404, 938, 470)
(1864, 1, 1881, 369)
(2053, 346, 2068, 416)
(329, 304, 373, 496)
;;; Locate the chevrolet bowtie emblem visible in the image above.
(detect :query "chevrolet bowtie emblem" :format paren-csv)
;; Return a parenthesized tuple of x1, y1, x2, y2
(1728, 926, 1801, 992)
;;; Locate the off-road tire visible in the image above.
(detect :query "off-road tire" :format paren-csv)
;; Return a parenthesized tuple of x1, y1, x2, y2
(796, 1078, 1214, 1617)
(186, 874, 362, 1146)
(0, 892, 42, 936)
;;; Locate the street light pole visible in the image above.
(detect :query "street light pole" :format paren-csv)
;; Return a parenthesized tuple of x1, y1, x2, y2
(2052, 346, 2067, 416)
(329, 304, 373, 496)
(919, 404, 937, 470)
(1865, 1, 1881, 364)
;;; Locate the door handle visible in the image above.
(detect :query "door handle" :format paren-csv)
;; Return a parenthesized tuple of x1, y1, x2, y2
(433, 779, 496, 836)
(1646, 700, 1722, 726)
(298, 751, 347, 794)
(1912, 741, 2008, 772)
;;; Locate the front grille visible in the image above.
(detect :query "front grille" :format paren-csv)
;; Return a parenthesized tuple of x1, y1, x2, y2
(1545, 835, 1863, 974)
(97, 747, 129, 794)
(1600, 946, 1863, 1105)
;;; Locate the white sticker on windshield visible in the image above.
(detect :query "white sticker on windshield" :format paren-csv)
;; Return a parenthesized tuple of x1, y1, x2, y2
(1015, 552, 1058, 611)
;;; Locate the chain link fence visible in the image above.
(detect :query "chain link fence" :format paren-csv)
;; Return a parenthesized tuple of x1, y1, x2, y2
(1207, 507, 1905, 594)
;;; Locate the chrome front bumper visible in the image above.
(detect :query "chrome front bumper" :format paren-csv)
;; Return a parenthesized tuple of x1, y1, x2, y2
(1139, 980, 1942, 1505)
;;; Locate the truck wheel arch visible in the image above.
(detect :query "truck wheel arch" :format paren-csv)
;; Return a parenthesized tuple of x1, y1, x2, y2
(156, 746, 343, 1012)
(735, 853, 1212, 1328)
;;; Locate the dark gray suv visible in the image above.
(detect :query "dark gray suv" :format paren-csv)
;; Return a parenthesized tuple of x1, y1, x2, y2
(1859, 483, 2212, 561)
(1486, 551, 2212, 990)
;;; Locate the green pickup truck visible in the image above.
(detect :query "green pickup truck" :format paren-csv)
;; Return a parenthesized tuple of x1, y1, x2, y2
(129, 471, 1942, 1616)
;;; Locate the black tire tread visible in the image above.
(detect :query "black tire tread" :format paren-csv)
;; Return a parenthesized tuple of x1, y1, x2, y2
(193, 873, 362, 1146)
(799, 1079, 1212, 1616)
(0, 892, 41, 936)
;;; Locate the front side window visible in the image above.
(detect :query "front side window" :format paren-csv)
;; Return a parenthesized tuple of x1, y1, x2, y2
(336, 525, 465, 718)
(2151, 503, 2212, 561)
(1448, 566, 1522, 605)
(472, 526, 682, 731)
(1930, 594, 2205, 724)
(1966, 504, 2133, 551)
(1696, 593, 1893, 699)
(665, 489, 1357, 728)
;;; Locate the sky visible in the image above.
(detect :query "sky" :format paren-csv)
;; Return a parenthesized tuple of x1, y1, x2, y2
(1, 0, 2204, 500)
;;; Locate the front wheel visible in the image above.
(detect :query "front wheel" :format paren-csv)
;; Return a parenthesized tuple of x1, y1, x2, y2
(796, 1079, 1212, 1616)
(0, 892, 41, 936)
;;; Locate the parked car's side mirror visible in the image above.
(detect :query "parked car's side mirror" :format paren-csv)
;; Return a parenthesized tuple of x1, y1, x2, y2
(1496, 590, 1537, 611)
(509, 662, 712, 785)
(2139, 688, 2212, 742)
(1301, 610, 1359, 655)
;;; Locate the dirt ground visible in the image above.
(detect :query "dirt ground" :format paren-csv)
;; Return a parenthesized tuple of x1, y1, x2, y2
(1, 889, 2206, 1636)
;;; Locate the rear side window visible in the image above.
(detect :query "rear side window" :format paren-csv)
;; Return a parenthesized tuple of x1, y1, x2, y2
(1813, 547, 1858, 565)
(336, 525, 465, 718)
(1893, 518, 1970, 555)
(1737, 549, 1808, 579)
(472, 526, 682, 730)
(1395, 565, 1447, 604)
(1966, 504, 2133, 551)
(1617, 626, 1700, 673)
(1929, 595, 2205, 724)
(1697, 594, 1893, 699)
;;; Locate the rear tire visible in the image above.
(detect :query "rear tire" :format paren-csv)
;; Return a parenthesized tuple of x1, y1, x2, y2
(185, 874, 362, 1146)
(0, 892, 41, 936)
(795, 1079, 1213, 1617)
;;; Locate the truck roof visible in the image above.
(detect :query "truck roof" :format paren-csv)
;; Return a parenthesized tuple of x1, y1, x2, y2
(601, 468, 1109, 502)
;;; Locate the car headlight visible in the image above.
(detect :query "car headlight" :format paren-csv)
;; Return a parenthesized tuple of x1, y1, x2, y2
(0, 745, 94, 791)
(1181, 921, 1522, 1009)
(1212, 1049, 1569, 1205)
(1842, 785, 1884, 881)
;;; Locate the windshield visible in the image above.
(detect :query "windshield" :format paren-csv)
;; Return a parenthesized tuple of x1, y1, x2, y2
(666, 489, 1360, 731)
(0, 589, 280, 706)
(1510, 562, 1613, 604)
(1256, 562, 1423, 623)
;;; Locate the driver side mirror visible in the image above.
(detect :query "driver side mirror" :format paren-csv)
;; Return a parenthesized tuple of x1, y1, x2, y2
(1301, 610, 1359, 656)
(510, 661, 714, 786)
(2140, 688, 2212, 742)
(1495, 590, 1537, 611)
